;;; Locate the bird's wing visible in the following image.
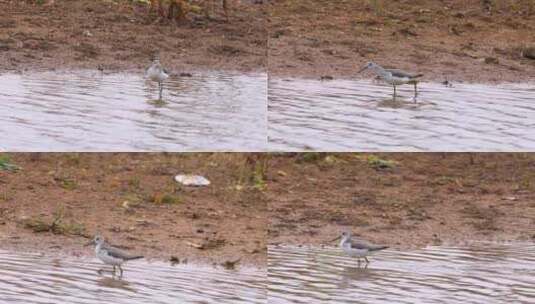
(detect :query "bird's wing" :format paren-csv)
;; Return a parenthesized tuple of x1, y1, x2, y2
(102, 243, 135, 259)
(350, 239, 388, 251)
(349, 239, 374, 250)
(386, 69, 420, 78)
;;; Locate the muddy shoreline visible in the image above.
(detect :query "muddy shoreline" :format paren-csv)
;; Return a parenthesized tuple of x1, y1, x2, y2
(0, 0, 266, 74)
(268, 0, 535, 82)
(3, 1, 535, 83)
(267, 153, 535, 250)
(2, 153, 535, 265)
(0, 153, 267, 267)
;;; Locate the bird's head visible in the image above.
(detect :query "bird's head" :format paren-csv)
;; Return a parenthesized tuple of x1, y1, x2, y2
(329, 230, 352, 242)
(150, 51, 161, 63)
(85, 234, 104, 246)
(358, 61, 378, 73)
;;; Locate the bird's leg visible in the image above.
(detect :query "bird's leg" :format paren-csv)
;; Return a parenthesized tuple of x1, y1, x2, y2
(364, 256, 370, 264)
(118, 265, 124, 277)
(158, 82, 163, 100)
(357, 258, 361, 267)
(413, 82, 418, 101)
(112, 265, 116, 274)
(393, 85, 397, 100)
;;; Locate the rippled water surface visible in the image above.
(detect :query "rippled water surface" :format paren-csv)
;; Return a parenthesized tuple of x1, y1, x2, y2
(0, 71, 267, 151)
(0, 251, 265, 303)
(268, 244, 535, 303)
(269, 78, 535, 151)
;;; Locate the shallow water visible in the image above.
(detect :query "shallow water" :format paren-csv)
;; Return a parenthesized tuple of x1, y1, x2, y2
(268, 244, 535, 303)
(0, 250, 265, 303)
(268, 78, 535, 151)
(0, 71, 267, 151)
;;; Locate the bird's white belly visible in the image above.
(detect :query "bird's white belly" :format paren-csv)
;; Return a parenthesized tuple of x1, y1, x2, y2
(147, 67, 168, 82)
(389, 76, 410, 85)
(97, 250, 123, 266)
(343, 246, 368, 258)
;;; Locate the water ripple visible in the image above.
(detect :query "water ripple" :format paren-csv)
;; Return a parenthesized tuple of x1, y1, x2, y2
(0, 71, 267, 151)
(268, 244, 535, 303)
(0, 251, 266, 303)
(268, 78, 535, 151)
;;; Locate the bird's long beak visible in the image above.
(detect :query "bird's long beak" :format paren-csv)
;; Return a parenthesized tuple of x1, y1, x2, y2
(329, 235, 341, 242)
(357, 66, 368, 73)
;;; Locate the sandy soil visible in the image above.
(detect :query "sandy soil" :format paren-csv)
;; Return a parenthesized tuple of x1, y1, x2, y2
(0, 0, 266, 74)
(2, 153, 535, 264)
(0, 153, 266, 267)
(3, 1, 533, 82)
(267, 153, 535, 249)
(268, 0, 535, 82)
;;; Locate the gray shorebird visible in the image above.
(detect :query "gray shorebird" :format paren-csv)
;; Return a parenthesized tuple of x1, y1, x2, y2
(332, 231, 388, 265)
(358, 61, 423, 100)
(85, 235, 143, 277)
(146, 55, 169, 100)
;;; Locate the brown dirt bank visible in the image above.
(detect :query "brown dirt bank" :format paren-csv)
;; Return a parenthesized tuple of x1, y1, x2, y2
(268, 0, 535, 82)
(0, 0, 266, 74)
(267, 153, 535, 249)
(0, 153, 266, 267)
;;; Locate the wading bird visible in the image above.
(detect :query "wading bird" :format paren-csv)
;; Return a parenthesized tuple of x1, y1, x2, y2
(358, 61, 423, 100)
(146, 54, 169, 100)
(331, 231, 388, 266)
(86, 235, 143, 277)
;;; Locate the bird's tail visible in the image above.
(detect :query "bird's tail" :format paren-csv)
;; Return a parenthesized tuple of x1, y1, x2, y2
(371, 246, 389, 251)
(412, 74, 424, 78)
(126, 255, 144, 260)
